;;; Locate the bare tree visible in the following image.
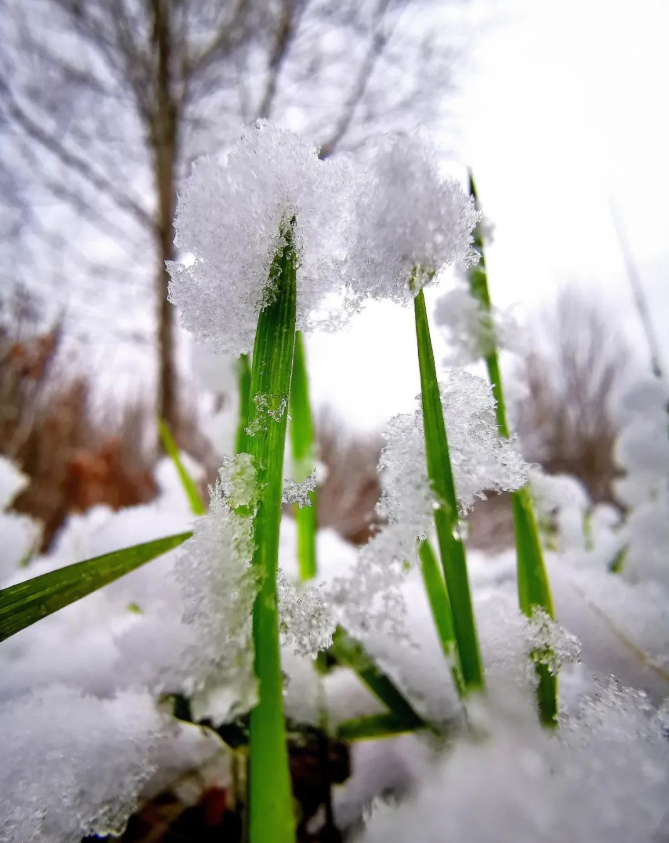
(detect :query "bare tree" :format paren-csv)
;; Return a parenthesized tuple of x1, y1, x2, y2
(514, 287, 630, 503)
(0, 0, 473, 440)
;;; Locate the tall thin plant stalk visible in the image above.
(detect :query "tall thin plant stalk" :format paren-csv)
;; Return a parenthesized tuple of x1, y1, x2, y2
(414, 287, 485, 692)
(468, 173, 557, 725)
(246, 220, 298, 843)
(289, 331, 318, 581)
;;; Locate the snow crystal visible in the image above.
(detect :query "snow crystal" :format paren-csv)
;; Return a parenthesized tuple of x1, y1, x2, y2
(277, 571, 335, 657)
(434, 287, 517, 366)
(329, 370, 527, 640)
(393, 369, 529, 514)
(356, 681, 669, 843)
(217, 452, 257, 511)
(170, 456, 259, 722)
(282, 471, 317, 508)
(0, 685, 167, 843)
(168, 120, 353, 356)
(346, 134, 479, 306)
(245, 392, 289, 438)
(527, 607, 581, 676)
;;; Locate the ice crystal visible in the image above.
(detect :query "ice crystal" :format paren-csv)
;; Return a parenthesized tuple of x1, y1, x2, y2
(346, 134, 479, 306)
(171, 456, 258, 722)
(245, 393, 289, 438)
(168, 120, 353, 356)
(282, 471, 317, 508)
(0, 685, 167, 843)
(277, 571, 335, 657)
(434, 287, 517, 366)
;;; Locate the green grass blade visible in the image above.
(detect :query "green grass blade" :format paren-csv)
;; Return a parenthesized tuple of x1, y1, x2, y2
(418, 539, 465, 698)
(337, 712, 423, 742)
(157, 418, 207, 516)
(330, 628, 427, 732)
(289, 331, 318, 581)
(246, 220, 298, 843)
(468, 172, 557, 725)
(236, 353, 252, 456)
(0, 532, 192, 641)
(414, 288, 485, 692)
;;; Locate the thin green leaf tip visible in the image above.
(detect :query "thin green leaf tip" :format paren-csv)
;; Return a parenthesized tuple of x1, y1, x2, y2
(0, 532, 191, 642)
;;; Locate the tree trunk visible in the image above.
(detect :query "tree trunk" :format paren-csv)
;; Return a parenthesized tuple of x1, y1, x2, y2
(151, 0, 179, 438)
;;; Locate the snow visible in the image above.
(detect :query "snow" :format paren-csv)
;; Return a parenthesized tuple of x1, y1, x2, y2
(356, 683, 669, 843)
(345, 134, 479, 306)
(0, 685, 168, 843)
(168, 120, 354, 356)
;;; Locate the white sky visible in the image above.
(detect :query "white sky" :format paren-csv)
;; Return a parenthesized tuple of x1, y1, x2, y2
(307, 0, 669, 431)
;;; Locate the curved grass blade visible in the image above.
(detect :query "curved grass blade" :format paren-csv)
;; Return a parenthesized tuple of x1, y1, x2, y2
(337, 712, 423, 742)
(158, 417, 206, 516)
(0, 532, 192, 642)
(246, 219, 298, 843)
(414, 288, 485, 692)
(330, 628, 428, 733)
(289, 331, 318, 581)
(468, 172, 557, 725)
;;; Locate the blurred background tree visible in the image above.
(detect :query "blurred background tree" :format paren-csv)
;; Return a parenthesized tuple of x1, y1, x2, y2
(0, 0, 473, 442)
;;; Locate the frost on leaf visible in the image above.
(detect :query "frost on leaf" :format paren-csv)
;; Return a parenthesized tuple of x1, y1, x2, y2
(282, 471, 317, 508)
(277, 571, 335, 657)
(346, 134, 479, 307)
(167, 120, 353, 356)
(217, 452, 258, 511)
(434, 287, 518, 366)
(172, 456, 259, 722)
(245, 393, 289, 438)
(0, 685, 167, 843)
(330, 370, 528, 639)
(527, 608, 581, 676)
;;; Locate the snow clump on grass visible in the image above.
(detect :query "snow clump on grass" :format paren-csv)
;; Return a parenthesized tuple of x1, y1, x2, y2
(170, 455, 258, 720)
(167, 120, 353, 356)
(346, 134, 479, 305)
(0, 685, 168, 843)
(329, 370, 528, 639)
